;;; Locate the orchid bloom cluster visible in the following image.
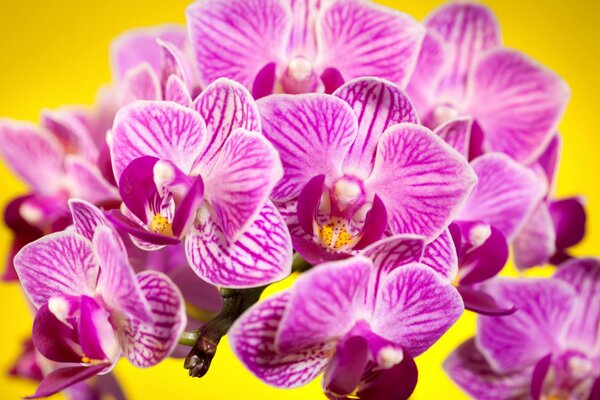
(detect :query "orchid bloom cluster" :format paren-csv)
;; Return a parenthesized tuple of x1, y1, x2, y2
(0, 1, 594, 399)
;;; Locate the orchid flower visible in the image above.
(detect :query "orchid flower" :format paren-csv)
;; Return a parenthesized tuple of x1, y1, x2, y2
(13, 221, 186, 398)
(110, 25, 200, 106)
(108, 78, 292, 288)
(187, 0, 424, 97)
(0, 110, 119, 280)
(445, 257, 600, 400)
(407, 2, 570, 164)
(258, 77, 476, 264)
(513, 135, 587, 269)
(230, 236, 463, 400)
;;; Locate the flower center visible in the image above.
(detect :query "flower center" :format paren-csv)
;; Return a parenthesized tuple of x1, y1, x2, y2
(316, 217, 360, 251)
(431, 104, 460, 127)
(150, 213, 173, 236)
(281, 56, 320, 94)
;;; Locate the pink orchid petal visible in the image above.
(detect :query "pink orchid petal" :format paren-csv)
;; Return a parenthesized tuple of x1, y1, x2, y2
(433, 117, 473, 159)
(118, 63, 162, 105)
(287, 0, 319, 59)
(164, 75, 193, 107)
(41, 109, 99, 162)
(457, 285, 516, 316)
(26, 363, 110, 399)
(157, 38, 197, 92)
(111, 101, 207, 181)
(204, 129, 283, 242)
(14, 231, 98, 308)
(276, 256, 371, 354)
(78, 295, 118, 362)
(513, 203, 556, 270)
(366, 123, 476, 240)
(120, 271, 186, 367)
(549, 197, 587, 251)
(252, 62, 278, 99)
(258, 94, 357, 201)
(372, 263, 464, 356)
(64, 156, 118, 204)
(458, 153, 546, 241)
(465, 49, 571, 163)
(421, 229, 459, 283)
(185, 201, 292, 288)
(355, 354, 418, 400)
(335, 77, 418, 177)
(229, 292, 332, 388)
(68, 199, 115, 242)
(316, 0, 424, 89)
(186, 0, 290, 89)
(32, 304, 82, 363)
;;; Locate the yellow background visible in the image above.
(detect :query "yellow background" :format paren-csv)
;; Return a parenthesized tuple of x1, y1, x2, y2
(0, 0, 598, 398)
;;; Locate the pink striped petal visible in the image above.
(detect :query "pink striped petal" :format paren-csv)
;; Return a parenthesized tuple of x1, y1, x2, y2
(334, 78, 418, 177)
(434, 117, 472, 159)
(513, 203, 556, 270)
(186, 0, 290, 89)
(422, 229, 459, 283)
(157, 39, 197, 92)
(276, 256, 371, 353)
(316, 0, 424, 89)
(287, 0, 319, 58)
(110, 24, 186, 80)
(120, 271, 186, 367)
(425, 2, 501, 101)
(230, 292, 333, 388)
(164, 75, 192, 107)
(372, 263, 463, 356)
(0, 120, 64, 193)
(185, 201, 292, 288)
(111, 101, 207, 180)
(192, 78, 261, 171)
(41, 109, 99, 162)
(64, 156, 119, 204)
(458, 153, 545, 241)
(118, 63, 161, 104)
(258, 94, 357, 201)
(204, 129, 283, 242)
(366, 123, 476, 240)
(26, 364, 111, 400)
(68, 199, 116, 242)
(477, 278, 576, 372)
(93, 227, 153, 323)
(14, 231, 98, 308)
(465, 49, 571, 163)
(78, 296, 119, 362)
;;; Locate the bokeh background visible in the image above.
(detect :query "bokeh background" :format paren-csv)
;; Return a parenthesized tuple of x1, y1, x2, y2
(0, 0, 598, 398)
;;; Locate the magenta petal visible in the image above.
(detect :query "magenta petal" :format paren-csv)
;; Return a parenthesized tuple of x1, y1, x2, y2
(158, 38, 196, 91)
(321, 67, 345, 94)
(513, 203, 556, 270)
(361, 235, 425, 285)
(466, 49, 570, 163)
(229, 292, 332, 388)
(41, 109, 99, 162)
(117, 156, 159, 224)
(296, 174, 326, 235)
(203, 129, 283, 242)
(105, 210, 180, 246)
(421, 229, 459, 283)
(353, 195, 387, 250)
(458, 153, 545, 241)
(164, 75, 193, 107)
(252, 62, 277, 99)
(444, 338, 532, 400)
(434, 118, 472, 158)
(530, 354, 553, 400)
(14, 231, 98, 307)
(276, 257, 372, 354)
(549, 197, 587, 251)
(258, 94, 357, 201)
(120, 271, 186, 367)
(317, 0, 424, 88)
(477, 278, 576, 372)
(118, 64, 161, 104)
(64, 156, 118, 204)
(372, 263, 463, 356)
(457, 222, 509, 285)
(26, 363, 110, 400)
(185, 201, 292, 288)
(356, 353, 418, 400)
(186, 0, 289, 89)
(457, 285, 516, 316)
(171, 176, 204, 237)
(32, 304, 81, 363)
(366, 123, 476, 240)
(68, 199, 114, 242)
(323, 336, 369, 396)
(335, 78, 418, 176)
(78, 296, 116, 361)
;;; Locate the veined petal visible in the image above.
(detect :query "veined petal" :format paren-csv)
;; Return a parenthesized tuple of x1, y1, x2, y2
(366, 123, 476, 240)
(204, 129, 282, 242)
(458, 153, 545, 241)
(110, 24, 186, 81)
(554, 258, 600, 351)
(425, 2, 501, 101)
(287, 0, 320, 58)
(164, 75, 193, 107)
(118, 63, 162, 105)
(513, 203, 556, 270)
(372, 263, 464, 356)
(276, 256, 371, 354)
(477, 278, 576, 372)
(78, 296, 119, 362)
(26, 364, 111, 400)
(111, 101, 207, 180)
(323, 336, 369, 396)
(334, 78, 418, 177)
(434, 117, 472, 159)
(157, 38, 197, 93)
(41, 109, 99, 162)
(119, 271, 186, 367)
(185, 201, 292, 288)
(258, 94, 357, 201)
(421, 229, 459, 283)
(93, 227, 153, 323)
(315, 0, 424, 89)
(465, 48, 571, 163)
(0, 119, 64, 193)
(68, 199, 115, 243)
(444, 338, 532, 400)
(186, 0, 290, 89)
(32, 304, 82, 363)
(14, 231, 98, 308)
(192, 78, 261, 171)
(64, 156, 119, 204)
(229, 292, 333, 388)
